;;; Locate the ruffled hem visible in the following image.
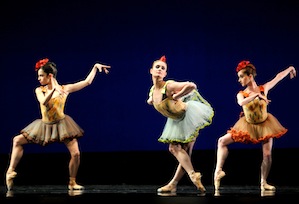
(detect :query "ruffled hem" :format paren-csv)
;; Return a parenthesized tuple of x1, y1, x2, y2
(158, 125, 201, 144)
(21, 115, 84, 146)
(228, 113, 287, 144)
(158, 100, 214, 144)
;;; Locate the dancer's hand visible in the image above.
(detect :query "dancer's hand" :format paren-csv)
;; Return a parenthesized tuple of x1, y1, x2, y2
(289, 66, 296, 79)
(94, 63, 111, 74)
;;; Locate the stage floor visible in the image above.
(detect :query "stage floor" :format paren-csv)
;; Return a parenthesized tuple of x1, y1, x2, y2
(1, 185, 299, 204)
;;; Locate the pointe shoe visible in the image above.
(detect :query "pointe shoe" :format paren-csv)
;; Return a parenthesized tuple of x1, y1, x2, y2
(6, 190, 14, 197)
(157, 183, 177, 193)
(214, 170, 225, 191)
(214, 190, 220, 197)
(68, 179, 84, 190)
(261, 182, 275, 191)
(68, 183, 84, 190)
(189, 172, 206, 193)
(6, 171, 17, 191)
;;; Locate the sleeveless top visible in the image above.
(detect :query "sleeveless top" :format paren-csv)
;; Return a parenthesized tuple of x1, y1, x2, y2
(240, 86, 268, 124)
(149, 80, 186, 120)
(39, 86, 66, 123)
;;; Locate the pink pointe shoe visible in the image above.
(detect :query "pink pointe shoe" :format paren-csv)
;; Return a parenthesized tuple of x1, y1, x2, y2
(261, 181, 276, 191)
(157, 183, 177, 193)
(214, 170, 226, 191)
(189, 171, 206, 193)
(6, 171, 17, 191)
(68, 178, 84, 190)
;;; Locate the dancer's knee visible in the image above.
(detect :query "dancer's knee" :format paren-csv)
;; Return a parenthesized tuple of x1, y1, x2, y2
(168, 143, 181, 155)
(263, 151, 271, 161)
(12, 135, 26, 146)
(217, 134, 233, 147)
(217, 137, 225, 147)
(71, 151, 80, 159)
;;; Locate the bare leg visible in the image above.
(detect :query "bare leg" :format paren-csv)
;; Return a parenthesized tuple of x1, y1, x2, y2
(65, 139, 84, 190)
(168, 141, 205, 192)
(214, 133, 234, 191)
(260, 138, 275, 191)
(6, 134, 29, 191)
(157, 141, 196, 193)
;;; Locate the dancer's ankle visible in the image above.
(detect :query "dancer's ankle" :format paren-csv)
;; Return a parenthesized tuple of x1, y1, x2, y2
(169, 180, 178, 185)
(7, 167, 15, 174)
(188, 170, 195, 176)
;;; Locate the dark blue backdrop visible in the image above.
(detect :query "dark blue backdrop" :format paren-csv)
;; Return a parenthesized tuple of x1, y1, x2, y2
(1, 0, 298, 153)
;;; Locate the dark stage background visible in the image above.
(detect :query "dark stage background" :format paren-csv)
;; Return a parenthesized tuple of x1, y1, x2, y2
(1, 0, 299, 187)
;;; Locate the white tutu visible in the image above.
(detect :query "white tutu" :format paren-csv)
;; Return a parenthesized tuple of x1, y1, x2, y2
(158, 90, 214, 143)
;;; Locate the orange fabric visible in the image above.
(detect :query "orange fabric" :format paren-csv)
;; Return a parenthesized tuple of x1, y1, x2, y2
(229, 86, 287, 144)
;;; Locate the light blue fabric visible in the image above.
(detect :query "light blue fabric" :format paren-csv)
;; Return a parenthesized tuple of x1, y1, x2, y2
(158, 90, 214, 143)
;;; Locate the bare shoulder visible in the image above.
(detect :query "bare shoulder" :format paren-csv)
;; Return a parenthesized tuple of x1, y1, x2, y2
(35, 86, 42, 93)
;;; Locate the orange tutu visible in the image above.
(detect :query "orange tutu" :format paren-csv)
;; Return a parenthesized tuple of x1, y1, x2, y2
(228, 113, 287, 144)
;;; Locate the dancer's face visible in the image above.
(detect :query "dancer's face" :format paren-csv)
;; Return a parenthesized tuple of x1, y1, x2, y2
(237, 69, 252, 87)
(37, 69, 51, 86)
(150, 61, 167, 80)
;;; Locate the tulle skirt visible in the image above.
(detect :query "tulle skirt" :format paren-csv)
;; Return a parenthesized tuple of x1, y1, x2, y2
(21, 115, 84, 146)
(158, 100, 214, 144)
(228, 113, 287, 144)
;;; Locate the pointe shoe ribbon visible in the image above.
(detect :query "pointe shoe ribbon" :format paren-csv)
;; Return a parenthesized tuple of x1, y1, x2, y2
(157, 183, 177, 193)
(6, 171, 17, 191)
(214, 170, 225, 191)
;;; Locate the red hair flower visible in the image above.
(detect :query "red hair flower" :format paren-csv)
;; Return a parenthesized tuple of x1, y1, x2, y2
(35, 58, 49, 71)
(236, 60, 250, 72)
(159, 55, 166, 62)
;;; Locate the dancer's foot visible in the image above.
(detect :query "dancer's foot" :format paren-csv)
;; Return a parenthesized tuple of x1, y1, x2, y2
(68, 183, 84, 190)
(6, 190, 14, 197)
(68, 177, 84, 190)
(214, 170, 225, 191)
(261, 181, 275, 191)
(6, 171, 17, 191)
(189, 171, 206, 193)
(214, 190, 220, 196)
(157, 183, 177, 193)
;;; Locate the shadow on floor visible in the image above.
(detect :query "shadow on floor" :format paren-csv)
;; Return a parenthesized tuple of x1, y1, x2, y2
(1, 185, 299, 204)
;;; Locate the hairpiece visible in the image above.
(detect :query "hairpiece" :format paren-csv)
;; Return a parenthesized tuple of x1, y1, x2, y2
(35, 58, 49, 71)
(236, 60, 250, 72)
(159, 55, 166, 62)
